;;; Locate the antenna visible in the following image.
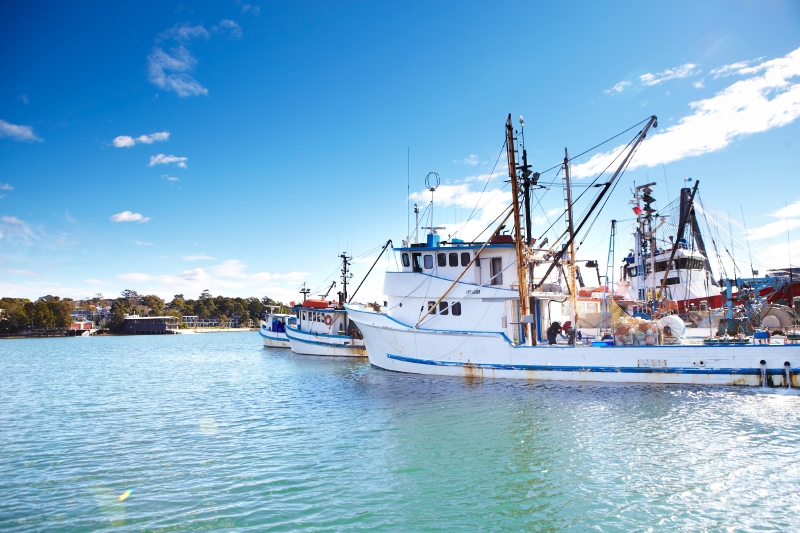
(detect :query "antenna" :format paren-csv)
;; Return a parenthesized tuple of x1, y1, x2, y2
(425, 171, 440, 230)
(740, 205, 756, 277)
(299, 282, 311, 302)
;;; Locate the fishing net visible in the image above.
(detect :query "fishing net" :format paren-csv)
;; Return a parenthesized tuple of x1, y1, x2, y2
(610, 299, 663, 346)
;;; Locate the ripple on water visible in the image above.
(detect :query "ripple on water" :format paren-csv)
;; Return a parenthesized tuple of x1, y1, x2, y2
(1, 334, 800, 531)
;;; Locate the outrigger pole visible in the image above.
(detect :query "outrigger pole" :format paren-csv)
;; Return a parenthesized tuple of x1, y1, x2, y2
(658, 180, 699, 297)
(533, 116, 658, 293)
(347, 239, 393, 304)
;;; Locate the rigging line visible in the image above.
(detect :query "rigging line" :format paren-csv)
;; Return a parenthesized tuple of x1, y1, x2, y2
(455, 139, 507, 236)
(536, 116, 651, 175)
(740, 205, 756, 277)
(472, 203, 514, 242)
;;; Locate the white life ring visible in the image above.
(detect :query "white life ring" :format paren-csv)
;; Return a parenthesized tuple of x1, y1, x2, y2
(323, 315, 333, 326)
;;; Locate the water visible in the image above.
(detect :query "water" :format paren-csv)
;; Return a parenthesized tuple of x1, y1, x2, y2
(2, 333, 800, 531)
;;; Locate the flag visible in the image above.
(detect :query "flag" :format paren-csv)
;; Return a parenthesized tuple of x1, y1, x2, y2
(632, 206, 643, 215)
(684, 176, 693, 182)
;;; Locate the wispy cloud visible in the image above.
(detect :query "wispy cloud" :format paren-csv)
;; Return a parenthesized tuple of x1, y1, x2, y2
(692, 79, 705, 89)
(113, 131, 169, 148)
(147, 23, 210, 97)
(18, 94, 28, 104)
(639, 63, 701, 86)
(0, 183, 12, 191)
(219, 19, 242, 39)
(149, 154, 187, 168)
(110, 211, 151, 223)
(0, 215, 35, 243)
(709, 58, 765, 79)
(604, 80, 631, 95)
(0, 119, 42, 142)
(162, 174, 180, 181)
(240, 3, 260, 15)
(746, 198, 800, 240)
(135, 241, 153, 246)
(575, 47, 800, 178)
(454, 154, 480, 165)
(183, 254, 216, 261)
(4, 268, 40, 277)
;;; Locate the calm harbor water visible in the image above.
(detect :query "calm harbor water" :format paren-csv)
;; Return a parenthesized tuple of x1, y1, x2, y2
(1, 333, 800, 531)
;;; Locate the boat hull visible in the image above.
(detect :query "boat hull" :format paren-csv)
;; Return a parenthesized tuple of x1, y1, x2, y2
(259, 329, 291, 349)
(285, 325, 366, 357)
(346, 307, 800, 387)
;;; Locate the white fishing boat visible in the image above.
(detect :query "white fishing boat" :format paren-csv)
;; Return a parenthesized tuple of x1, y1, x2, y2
(346, 115, 800, 387)
(285, 246, 391, 357)
(259, 306, 294, 348)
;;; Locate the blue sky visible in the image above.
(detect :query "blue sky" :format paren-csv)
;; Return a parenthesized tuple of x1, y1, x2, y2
(1, 0, 799, 303)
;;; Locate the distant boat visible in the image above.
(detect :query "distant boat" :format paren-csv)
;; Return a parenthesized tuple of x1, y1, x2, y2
(259, 306, 294, 348)
(285, 252, 371, 357)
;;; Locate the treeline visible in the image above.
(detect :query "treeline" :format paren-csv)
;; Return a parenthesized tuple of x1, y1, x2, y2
(0, 290, 291, 334)
(0, 296, 73, 334)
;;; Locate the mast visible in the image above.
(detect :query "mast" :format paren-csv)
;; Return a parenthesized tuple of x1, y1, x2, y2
(563, 148, 577, 344)
(338, 252, 352, 305)
(506, 115, 531, 344)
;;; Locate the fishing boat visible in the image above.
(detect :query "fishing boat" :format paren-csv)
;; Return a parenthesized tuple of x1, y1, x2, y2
(259, 306, 294, 348)
(346, 114, 800, 387)
(286, 244, 391, 357)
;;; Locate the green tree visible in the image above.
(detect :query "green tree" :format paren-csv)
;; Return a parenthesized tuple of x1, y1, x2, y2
(32, 301, 55, 328)
(108, 299, 132, 333)
(142, 295, 165, 316)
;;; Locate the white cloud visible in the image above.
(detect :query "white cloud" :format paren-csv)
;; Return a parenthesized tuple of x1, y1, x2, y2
(147, 24, 210, 98)
(692, 79, 705, 89)
(135, 241, 153, 246)
(709, 58, 764, 79)
(0, 183, 12, 191)
(112, 131, 169, 148)
(149, 154, 187, 168)
(454, 154, 480, 165)
(604, 80, 631, 95)
(110, 211, 151, 223)
(573, 47, 800, 178)
(0, 215, 35, 243)
(85, 278, 111, 285)
(639, 63, 701, 86)
(220, 19, 242, 39)
(183, 254, 216, 261)
(162, 174, 180, 181)
(746, 198, 800, 240)
(0, 119, 42, 142)
(18, 94, 28, 104)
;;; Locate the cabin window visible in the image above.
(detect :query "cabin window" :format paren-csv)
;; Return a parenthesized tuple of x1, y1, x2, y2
(424, 254, 433, 269)
(452, 302, 462, 316)
(675, 258, 704, 270)
(490, 257, 503, 285)
(665, 277, 681, 285)
(412, 253, 422, 272)
(437, 253, 447, 267)
(461, 252, 470, 266)
(655, 261, 669, 272)
(449, 253, 458, 267)
(626, 266, 637, 278)
(427, 301, 437, 315)
(302, 311, 307, 320)
(439, 301, 449, 315)
(586, 302, 598, 314)
(402, 253, 410, 267)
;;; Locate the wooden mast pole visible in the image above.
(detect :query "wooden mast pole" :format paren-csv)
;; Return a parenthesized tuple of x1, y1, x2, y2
(506, 115, 531, 344)
(563, 148, 578, 345)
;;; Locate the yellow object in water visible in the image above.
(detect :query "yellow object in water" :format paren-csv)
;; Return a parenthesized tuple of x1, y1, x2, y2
(119, 490, 132, 501)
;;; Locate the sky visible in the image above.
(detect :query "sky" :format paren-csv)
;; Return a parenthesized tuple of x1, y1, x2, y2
(1, 0, 800, 304)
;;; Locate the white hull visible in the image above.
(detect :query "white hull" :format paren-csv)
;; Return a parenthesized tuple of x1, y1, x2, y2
(259, 330, 291, 349)
(346, 306, 800, 387)
(285, 325, 366, 357)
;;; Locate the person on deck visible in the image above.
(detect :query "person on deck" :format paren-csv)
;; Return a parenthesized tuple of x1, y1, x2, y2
(547, 321, 561, 345)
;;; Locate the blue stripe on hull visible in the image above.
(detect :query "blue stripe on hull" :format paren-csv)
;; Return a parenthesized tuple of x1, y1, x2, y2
(386, 354, 796, 375)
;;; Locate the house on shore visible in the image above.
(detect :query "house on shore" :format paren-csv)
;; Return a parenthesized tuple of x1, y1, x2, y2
(122, 315, 179, 334)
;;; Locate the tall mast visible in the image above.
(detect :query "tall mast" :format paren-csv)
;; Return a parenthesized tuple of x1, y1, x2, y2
(338, 252, 352, 304)
(563, 148, 577, 344)
(506, 115, 531, 343)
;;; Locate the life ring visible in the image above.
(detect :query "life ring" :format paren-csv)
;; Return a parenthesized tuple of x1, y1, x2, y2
(323, 315, 333, 326)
